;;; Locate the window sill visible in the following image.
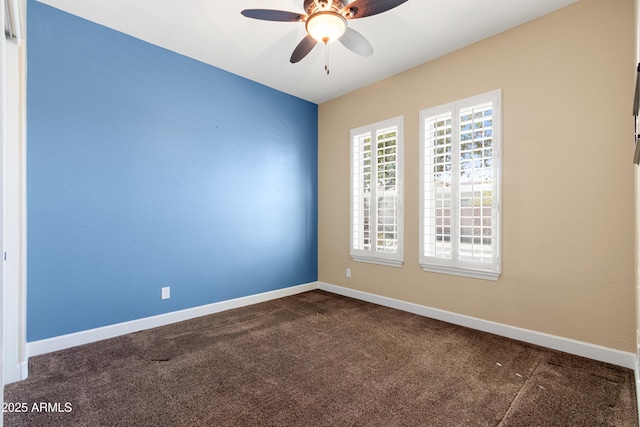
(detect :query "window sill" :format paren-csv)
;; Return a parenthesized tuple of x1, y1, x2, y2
(420, 264, 500, 281)
(352, 256, 403, 268)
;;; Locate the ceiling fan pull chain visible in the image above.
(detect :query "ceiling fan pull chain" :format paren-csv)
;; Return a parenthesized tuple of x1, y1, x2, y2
(325, 43, 330, 75)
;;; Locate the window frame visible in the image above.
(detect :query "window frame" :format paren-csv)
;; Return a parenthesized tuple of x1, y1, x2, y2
(350, 116, 404, 267)
(419, 90, 501, 280)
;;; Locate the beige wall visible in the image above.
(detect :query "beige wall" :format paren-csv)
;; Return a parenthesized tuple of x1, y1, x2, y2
(318, 0, 636, 352)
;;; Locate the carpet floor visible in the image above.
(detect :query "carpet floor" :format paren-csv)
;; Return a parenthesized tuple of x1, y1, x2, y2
(4, 290, 638, 426)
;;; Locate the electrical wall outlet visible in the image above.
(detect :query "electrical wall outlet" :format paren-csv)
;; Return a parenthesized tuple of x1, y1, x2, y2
(346, 268, 351, 278)
(161, 286, 170, 300)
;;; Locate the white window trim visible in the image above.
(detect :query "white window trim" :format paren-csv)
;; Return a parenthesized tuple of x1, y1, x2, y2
(419, 90, 502, 281)
(350, 116, 404, 267)
(3, 0, 28, 383)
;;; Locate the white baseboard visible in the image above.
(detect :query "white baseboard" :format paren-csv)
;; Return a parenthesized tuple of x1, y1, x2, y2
(636, 345, 640, 425)
(3, 361, 27, 385)
(318, 282, 636, 370)
(19, 361, 28, 381)
(27, 282, 319, 359)
(25, 280, 636, 373)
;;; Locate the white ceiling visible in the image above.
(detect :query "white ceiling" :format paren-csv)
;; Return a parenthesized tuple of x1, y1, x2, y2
(36, 0, 578, 104)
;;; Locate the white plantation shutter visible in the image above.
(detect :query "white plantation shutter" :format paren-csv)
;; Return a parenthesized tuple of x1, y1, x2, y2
(375, 128, 400, 253)
(351, 131, 372, 252)
(458, 101, 497, 268)
(422, 107, 454, 263)
(351, 117, 404, 267)
(420, 90, 501, 280)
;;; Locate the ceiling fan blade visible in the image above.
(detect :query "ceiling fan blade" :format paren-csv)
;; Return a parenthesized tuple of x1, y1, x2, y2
(341, 0, 408, 19)
(241, 9, 304, 22)
(339, 28, 373, 57)
(290, 35, 317, 63)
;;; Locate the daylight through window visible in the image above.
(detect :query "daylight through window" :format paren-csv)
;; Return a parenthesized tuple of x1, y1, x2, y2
(419, 90, 501, 280)
(351, 116, 404, 267)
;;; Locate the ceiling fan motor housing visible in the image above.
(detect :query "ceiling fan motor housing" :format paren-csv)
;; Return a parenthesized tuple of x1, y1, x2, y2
(304, 0, 346, 16)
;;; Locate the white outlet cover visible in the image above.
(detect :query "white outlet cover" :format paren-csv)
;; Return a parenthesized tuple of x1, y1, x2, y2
(161, 287, 170, 300)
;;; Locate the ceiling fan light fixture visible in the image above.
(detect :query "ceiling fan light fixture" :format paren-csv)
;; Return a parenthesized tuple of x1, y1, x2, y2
(305, 11, 347, 44)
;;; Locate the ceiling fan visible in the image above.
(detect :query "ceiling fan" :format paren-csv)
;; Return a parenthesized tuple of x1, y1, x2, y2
(241, 0, 409, 65)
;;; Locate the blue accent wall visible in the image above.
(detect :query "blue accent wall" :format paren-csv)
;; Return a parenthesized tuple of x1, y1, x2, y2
(27, 1, 318, 341)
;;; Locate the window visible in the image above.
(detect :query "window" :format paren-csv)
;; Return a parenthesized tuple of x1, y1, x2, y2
(419, 90, 501, 280)
(351, 116, 404, 267)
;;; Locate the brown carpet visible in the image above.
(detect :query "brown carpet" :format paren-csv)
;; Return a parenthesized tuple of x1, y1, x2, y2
(4, 290, 638, 426)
